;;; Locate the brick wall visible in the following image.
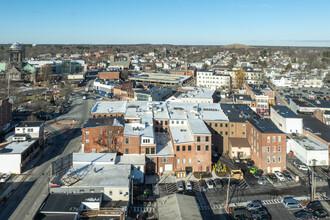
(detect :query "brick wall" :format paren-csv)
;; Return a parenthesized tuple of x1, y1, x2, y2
(0, 98, 12, 132)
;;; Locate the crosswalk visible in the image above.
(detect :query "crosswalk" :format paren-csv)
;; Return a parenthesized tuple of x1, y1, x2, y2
(131, 206, 155, 212)
(262, 199, 282, 205)
(237, 179, 250, 189)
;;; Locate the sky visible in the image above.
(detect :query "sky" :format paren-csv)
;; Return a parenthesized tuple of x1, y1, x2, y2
(0, 0, 329, 46)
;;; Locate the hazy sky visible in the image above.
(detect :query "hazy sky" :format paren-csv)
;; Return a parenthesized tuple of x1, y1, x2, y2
(1, 0, 329, 46)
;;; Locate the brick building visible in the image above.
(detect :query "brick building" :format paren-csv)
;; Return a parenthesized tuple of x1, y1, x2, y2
(247, 119, 286, 173)
(245, 84, 275, 117)
(0, 98, 12, 134)
(82, 118, 124, 153)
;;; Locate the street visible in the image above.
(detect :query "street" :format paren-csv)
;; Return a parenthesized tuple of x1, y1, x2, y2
(0, 91, 95, 220)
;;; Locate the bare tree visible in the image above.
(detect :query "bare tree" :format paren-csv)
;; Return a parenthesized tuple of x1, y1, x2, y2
(95, 119, 123, 153)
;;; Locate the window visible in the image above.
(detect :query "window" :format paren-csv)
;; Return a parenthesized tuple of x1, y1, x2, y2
(209, 123, 212, 126)
(108, 131, 112, 135)
(177, 159, 180, 164)
(125, 148, 129, 154)
(257, 143, 259, 150)
(197, 136, 201, 142)
(85, 139, 89, 143)
(220, 123, 223, 127)
(171, 121, 174, 124)
(125, 138, 129, 144)
(188, 145, 191, 151)
(267, 156, 270, 164)
(182, 145, 186, 151)
(273, 156, 276, 163)
(220, 131, 223, 135)
(181, 121, 184, 124)
(197, 158, 201, 163)
(176, 121, 179, 124)
(160, 121, 163, 125)
(215, 123, 218, 127)
(109, 191, 113, 195)
(119, 190, 123, 195)
(225, 124, 228, 127)
(205, 145, 209, 151)
(188, 158, 191, 164)
(151, 148, 155, 154)
(91, 148, 96, 153)
(231, 132, 234, 135)
(267, 136, 270, 142)
(278, 146, 281, 152)
(90, 189, 95, 193)
(278, 136, 281, 142)
(243, 124, 245, 128)
(225, 131, 228, 135)
(267, 146, 270, 153)
(176, 146, 180, 151)
(243, 132, 245, 136)
(182, 159, 186, 164)
(85, 131, 90, 135)
(162, 157, 168, 163)
(80, 190, 84, 193)
(205, 136, 209, 142)
(146, 148, 150, 154)
(278, 156, 281, 163)
(273, 136, 276, 142)
(231, 124, 234, 128)
(27, 128, 33, 132)
(165, 121, 168, 125)
(197, 145, 201, 151)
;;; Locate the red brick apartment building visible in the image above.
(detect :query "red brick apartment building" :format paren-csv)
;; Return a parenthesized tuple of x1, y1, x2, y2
(0, 98, 12, 133)
(247, 119, 286, 173)
(82, 118, 124, 153)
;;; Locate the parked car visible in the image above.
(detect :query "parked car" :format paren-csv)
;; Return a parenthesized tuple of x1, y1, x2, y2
(256, 214, 271, 220)
(297, 164, 309, 171)
(312, 208, 329, 219)
(294, 161, 304, 167)
(307, 200, 323, 211)
(247, 161, 254, 169)
(274, 171, 285, 181)
(233, 157, 240, 163)
(206, 180, 214, 189)
(0, 173, 11, 183)
(250, 207, 269, 219)
(177, 181, 184, 192)
(214, 178, 223, 188)
(267, 173, 278, 183)
(293, 210, 313, 219)
(282, 170, 293, 180)
(250, 167, 258, 174)
(246, 200, 263, 211)
(199, 180, 207, 191)
(186, 181, 192, 192)
(283, 197, 301, 208)
(254, 170, 264, 179)
(258, 176, 267, 185)
(232, 208, 252, 220)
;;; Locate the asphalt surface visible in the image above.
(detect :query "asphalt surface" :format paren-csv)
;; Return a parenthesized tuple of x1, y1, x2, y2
(0, 91, 95, 220)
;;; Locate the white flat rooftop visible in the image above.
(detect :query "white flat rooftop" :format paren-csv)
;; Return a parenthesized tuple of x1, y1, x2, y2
(73, 153, 117, 165)
(0, 140, 36, 154)
(91, 101, 127, 114)
(63, 164, 131, 187)
(291, 135, 328, 151)
(155, 133, 174, 156)
(188, 118, 210, 135)
(116, 154, 146, 165)
(170, 125, 194, 144)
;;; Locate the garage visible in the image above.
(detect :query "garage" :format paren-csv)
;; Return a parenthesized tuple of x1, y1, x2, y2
(164, 164, 173, 171)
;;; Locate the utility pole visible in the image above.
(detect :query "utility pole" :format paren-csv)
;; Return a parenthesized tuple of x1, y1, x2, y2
(225, 173, 231, 212)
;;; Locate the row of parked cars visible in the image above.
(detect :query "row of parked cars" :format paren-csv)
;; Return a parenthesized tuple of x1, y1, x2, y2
(177, 178, 240, 193)
(283, 198, 329, 219)
(232, 199, 328, 220)
(232, 200, 271, 220)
